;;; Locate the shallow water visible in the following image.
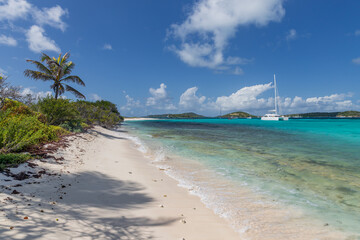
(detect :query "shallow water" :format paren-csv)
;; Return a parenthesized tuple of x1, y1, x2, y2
(123, 119, 360, 239)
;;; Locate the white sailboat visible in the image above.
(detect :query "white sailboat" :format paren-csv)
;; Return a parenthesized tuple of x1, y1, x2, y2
(261, 74, 289, 121)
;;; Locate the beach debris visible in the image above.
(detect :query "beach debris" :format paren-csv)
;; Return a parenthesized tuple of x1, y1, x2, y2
(56, 218, 59, 221)
(61, 185, 66, 188)
(324, 223, 329, 226)
(40, 210, 44, 213)
(128, 172, 132, 174)
(59, 197, 63, 199)
(9, 226, 14, 230)
(160, 205, 164, 208)
(180, 219, 186, 224)
(163, 195, 167, 197)
(159, 168, 165, 171)
(193, 208, 196, 210)
(152, 179, 157, 182)
(11, 190, 20, 195)
(12, 184, 22, 187)
(23, 216, 28, 220)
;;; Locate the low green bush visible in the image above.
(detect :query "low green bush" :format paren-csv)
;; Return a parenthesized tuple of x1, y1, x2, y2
(0, 153, 32, 171)
(32, 96, 79, 125)
(0, 99, 68, 153)
(74, 100, 123, 128)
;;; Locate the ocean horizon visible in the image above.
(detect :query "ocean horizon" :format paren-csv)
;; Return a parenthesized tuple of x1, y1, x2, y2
(124, 118, 360, 239)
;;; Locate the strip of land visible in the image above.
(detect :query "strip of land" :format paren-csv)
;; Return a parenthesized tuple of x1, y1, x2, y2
(0, 126, 239, 239)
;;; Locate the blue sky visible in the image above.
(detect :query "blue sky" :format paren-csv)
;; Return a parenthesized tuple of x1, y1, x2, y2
(1, 0, 360, 116)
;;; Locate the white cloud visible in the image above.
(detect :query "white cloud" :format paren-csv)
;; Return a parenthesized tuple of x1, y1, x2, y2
(121, 94, 141, 111)
(352, 57, 360, 65)
(32, 5, 68, 31)
(0, 0, 31, 21)
(214, 83, 273, 112)
(90, 93, 101, 101)
(0, 34, 17, 46)
(169, 0, 285, 69)
(146, 83, 176, 110)
(279, 93, 355, 113)
(21, 87, 52, 99)
(103, 44, 112, 50)
(355, 30, 360, 36)
(286, 29, 297, 41)
(179, 87, 206, 110)
(26, 25, 60, 53)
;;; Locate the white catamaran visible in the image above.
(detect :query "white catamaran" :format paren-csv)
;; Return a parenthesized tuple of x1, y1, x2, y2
(261, 74, 289, 121)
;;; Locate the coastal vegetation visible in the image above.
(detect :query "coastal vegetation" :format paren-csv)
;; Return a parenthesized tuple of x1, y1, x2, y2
(0, 52, 123, 170)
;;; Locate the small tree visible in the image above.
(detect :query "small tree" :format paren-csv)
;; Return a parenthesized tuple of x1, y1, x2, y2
(0, 75, 22, 108)
(24, 52, 86, 100)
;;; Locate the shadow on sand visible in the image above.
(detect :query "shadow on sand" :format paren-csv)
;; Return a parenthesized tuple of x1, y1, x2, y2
(0, 171, 176, 239)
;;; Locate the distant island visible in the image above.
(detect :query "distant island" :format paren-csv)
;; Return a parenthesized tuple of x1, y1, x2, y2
(218, 111, 258, 119)
(285, 111, 360, 118)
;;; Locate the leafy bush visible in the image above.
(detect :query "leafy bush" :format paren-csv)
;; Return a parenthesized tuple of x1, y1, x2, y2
(0, 153, 32, 171)
(74, 100, 123, 128)
(32, 96, 79, 125)
(0, 99, 68, 153)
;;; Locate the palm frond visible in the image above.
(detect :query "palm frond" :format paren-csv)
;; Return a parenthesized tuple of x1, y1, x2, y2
(61, 52, 70, 65)
(24, 70, 54, 81)
(62, 75, 85, 86)
(62, 61, 75, 76)
(26, 60, 53, 75)
(65, 84, 86, 99)
(41, 53, 52, 63)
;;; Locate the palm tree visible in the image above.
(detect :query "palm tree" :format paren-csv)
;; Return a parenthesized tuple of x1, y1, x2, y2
(24, 52, 86, 100)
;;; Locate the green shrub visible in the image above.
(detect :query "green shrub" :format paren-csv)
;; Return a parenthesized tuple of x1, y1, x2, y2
(0, 153, 32, 171)
(0, 99, 69, 153)
(74, 100, 123, 128)
(32, 96, 79, 125)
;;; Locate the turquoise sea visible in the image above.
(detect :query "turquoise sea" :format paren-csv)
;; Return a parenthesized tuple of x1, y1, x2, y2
(123, 119, 360, 239)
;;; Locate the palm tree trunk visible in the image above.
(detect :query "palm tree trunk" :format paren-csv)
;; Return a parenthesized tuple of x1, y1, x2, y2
(55, 86, 58, 100)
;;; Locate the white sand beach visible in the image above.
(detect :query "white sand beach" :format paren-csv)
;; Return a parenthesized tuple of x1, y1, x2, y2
(0, 126, 239, 240)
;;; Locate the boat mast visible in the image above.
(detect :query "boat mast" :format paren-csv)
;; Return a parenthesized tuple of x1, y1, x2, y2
(274, 74, 278, 115)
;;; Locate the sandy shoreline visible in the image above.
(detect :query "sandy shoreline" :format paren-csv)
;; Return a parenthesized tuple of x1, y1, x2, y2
(0, 126, 239, 239)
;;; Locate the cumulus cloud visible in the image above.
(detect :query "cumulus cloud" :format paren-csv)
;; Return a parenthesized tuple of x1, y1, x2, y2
(32, 5, 68, 31)
(121, 94, 142, 111)
(214, 83, 273, 112)
(352, 57, 360, 65)
(26, 25, 60, 53)
(146, 83, 176, 110)
(179, 87, 206, 110)
(90, 93, 101, 101)
(0, 34, 17, 46)
(279, 93, 355, 113)
(103, 44, 112, 50)
(0, 1, 68, 52)
(169, 0, 285, 70)
(0, 0, 31, 21)
(286, 29, 297, 41)
(21, 87, 52, 99)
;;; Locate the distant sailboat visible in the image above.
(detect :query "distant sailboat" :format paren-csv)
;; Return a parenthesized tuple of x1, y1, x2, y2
(261, 74, 289, 121)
